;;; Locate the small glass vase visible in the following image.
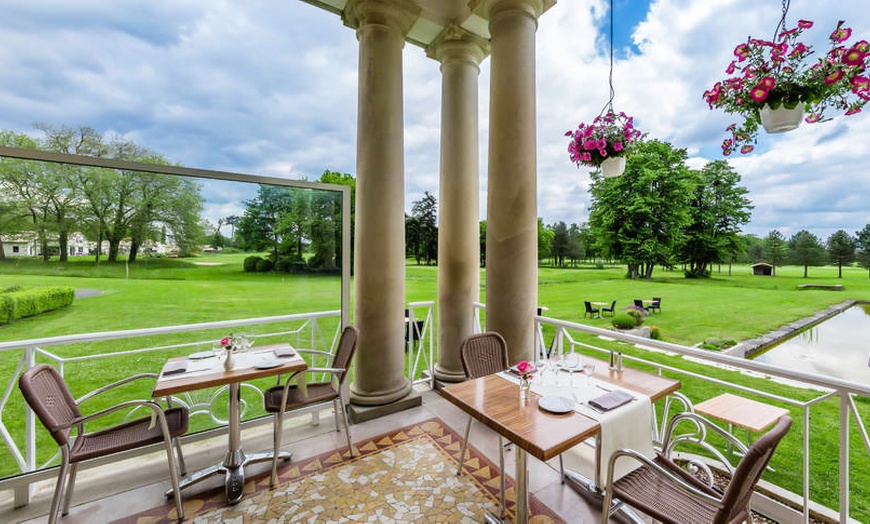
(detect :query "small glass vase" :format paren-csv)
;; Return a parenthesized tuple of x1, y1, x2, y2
(519, 377, 531, 400)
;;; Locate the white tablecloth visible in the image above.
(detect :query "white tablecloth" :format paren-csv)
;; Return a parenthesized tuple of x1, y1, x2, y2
(497, 370, 654, 483)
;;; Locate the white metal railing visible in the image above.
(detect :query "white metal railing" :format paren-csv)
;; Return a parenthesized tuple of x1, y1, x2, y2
(405, 301, 435, 387)
(470, 303, 870, 523)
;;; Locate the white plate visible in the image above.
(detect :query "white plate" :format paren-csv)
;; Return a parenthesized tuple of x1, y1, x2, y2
(537, 396, 575, 414)
(188, 351, 214, 360)
(253, 359, 286, 369)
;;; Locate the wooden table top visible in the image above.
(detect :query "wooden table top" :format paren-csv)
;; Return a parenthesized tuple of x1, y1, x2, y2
(152, 343, 308, 398)
(694, 393, 790, 432)
(439, 358, 681, 462)
(440, 375, 599, 462)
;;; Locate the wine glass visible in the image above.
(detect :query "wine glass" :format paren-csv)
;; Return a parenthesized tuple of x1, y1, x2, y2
(212, 341, 226, 361)
(582, 362, 596, 385)
(564, 352, 580, 386)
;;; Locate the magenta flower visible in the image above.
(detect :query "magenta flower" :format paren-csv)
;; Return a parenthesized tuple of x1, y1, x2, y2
(725, 61, 736, 74)
(759, 76, 776, 89)
(613, 142, 624, 152)
(825, 70, 845, 85)
(566, 110, 643, 170)
(749, 84, 769, 103)
(842, 46, 866, 67)
(740, 144, 754, 154)
(845, 106, 862, 116)
(734, 43, 751, 61)
(831, 21, 852, 43)
(805, 113, 821, 123)
(798, 20, 813, 29)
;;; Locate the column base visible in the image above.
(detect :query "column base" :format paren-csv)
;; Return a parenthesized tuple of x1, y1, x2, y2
(347, 390, 422, 424)
(433, 364, 467, 384)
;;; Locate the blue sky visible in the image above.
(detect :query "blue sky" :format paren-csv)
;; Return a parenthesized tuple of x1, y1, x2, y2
(1, 0, 869, 240)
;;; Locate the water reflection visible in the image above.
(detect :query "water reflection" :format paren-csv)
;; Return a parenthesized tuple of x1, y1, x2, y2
(752, 306, 870, 383)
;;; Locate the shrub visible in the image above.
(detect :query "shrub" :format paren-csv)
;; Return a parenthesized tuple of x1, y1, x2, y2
(649, 325, 662, 340)
(243, 256, 262, 272)
(612, 313, 637, 330)
(1, 285, 23, 294)
(255, 258, 274, 272)
(623, 305, 647, 327)
(0, 286, 74, 325)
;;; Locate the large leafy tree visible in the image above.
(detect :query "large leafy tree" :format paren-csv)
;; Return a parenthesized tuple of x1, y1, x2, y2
(238, 184, 295, 261)
(588, 139, 694, 279)
(762, 229, 789, 276)
(538, 218, 554, 263)
(789, 230, 826, 278)
(826, 230, 855, 278)
(549, 221, 568, 267)
(318, 170, 355, 269)
(566, 223, 586, 267)
(410, 192, 438, 265)
(680, 160, 752, 278)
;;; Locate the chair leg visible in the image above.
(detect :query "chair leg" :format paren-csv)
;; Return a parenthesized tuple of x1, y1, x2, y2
(61, 462, 77, 516)
(270, 411, 285, 489)
(559, 454, 565, 484)
(457, 416, 473, 475)
(173, 437, 187, 476)
(498, 436, 506, 520)
(162, 436, 184, 520)
(337, 398, 354, 457)
(332, 398, 341, 432)
(49, 457, 70, 524)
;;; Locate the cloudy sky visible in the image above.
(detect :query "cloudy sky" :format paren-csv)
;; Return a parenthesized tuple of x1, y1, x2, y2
(1, 0, 868, 240)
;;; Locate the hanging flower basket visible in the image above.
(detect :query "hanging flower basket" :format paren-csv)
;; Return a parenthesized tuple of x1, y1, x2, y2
(761, 104, 805, 133)
(565, 111, 642, 176)
(703, 19, 870, 155)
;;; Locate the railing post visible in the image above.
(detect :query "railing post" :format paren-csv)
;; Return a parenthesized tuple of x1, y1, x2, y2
(840, 390, 849, 521)
(427, 305, 434, 389)
(15, 347, 36, 507)
(803, 404, 810, 524)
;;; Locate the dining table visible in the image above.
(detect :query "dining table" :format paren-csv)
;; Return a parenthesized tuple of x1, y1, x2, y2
(440, 355, 680, 522)
(152, 343, 307, 504)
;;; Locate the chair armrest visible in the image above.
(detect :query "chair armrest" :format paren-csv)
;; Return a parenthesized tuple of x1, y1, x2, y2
(605, 449, 724, 508)
(661, 411, 749, 476)
(75, 373, 159, 405)
(296, 349, 335, 358)
(54, 399, 174, 438)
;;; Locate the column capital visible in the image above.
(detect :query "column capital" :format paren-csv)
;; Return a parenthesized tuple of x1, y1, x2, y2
(468, 0, 556, 21)
(343, 0, 421, 36)
(426, 25, 490, 66)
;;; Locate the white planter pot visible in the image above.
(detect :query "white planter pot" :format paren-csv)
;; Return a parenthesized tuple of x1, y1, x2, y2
(761, 104, 805, 134)
(600, 156, 626, 177)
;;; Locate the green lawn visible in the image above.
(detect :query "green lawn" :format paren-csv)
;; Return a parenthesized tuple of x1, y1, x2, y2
(1, 255, 869, 519)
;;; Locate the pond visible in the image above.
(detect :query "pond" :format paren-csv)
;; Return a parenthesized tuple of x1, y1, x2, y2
(752, 305, 870, 384)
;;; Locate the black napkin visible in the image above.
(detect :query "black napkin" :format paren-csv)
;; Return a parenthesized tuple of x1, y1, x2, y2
(273, 347, 297, 358)
(589, 390, 633, 411)
(162, 361, 188, 376)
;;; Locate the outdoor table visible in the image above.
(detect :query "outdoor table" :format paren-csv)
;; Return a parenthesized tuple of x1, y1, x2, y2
(590, 302, 609, 318)
(440, 356, 680, 522)
(152, 343, 307, 504)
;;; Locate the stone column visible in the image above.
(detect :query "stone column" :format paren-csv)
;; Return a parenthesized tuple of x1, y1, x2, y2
(343, 0, 420, 416)
(427, 28, 489, 383)
(472, 0, 554, 364)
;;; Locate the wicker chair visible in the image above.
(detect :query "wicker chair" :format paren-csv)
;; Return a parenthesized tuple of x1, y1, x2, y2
(601, 414, 792, 524)
(584, 301, 600, 318)
(456, 332, 510, 519)
(264, 325, 359, 488)
(18, 364, 188, 524)
(601, 300, 617, 317)
(649, 297, 662, 314)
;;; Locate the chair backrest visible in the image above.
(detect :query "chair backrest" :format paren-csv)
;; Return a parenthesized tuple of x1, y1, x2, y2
(715, 415, 792, 523)
(18, 364, 82, 447)
(584, 301, 594, 312)
(459, 332, 509, 380)
(652, 297, 661, 305)
(609, 300, 616, 309)
(331, 325, 360, 386)
(634, 299, 644, 308)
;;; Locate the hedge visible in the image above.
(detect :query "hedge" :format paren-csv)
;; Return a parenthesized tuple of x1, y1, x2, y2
(0, 286, 75, 324)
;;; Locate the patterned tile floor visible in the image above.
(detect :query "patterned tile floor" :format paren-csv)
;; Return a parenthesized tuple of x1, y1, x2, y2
(114, 419, 562, 523)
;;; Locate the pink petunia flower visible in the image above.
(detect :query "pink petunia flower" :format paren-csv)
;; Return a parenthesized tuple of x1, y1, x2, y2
(759, 76, 776, 89)
(749, 84, 769, 103)
(734, 43, 751, 61)
(842, 46, 866, 67)
(845, 106, 862, 116)
(740, 144, 755, 154)
(825, 70, 845, 85)
(725, 61, 737, 74)
(831, 21, 852, 43)
(798, 20, 813, 29)
(805, 113, 821, 123)
(613, 142, 624, 152)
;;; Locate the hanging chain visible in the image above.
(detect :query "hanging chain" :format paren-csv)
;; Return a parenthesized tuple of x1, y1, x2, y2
(772, 0, 790, 42)
(599, 0, 616, 117)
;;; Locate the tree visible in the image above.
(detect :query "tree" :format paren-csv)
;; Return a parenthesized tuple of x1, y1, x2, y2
(318, 170, 355, 269)
(827, 230, 855, 279)
(537, 218, 554, 263)
(588, 139, 694, 279)
(237, 185, 295, 262)
(762, 230, 789, 276)
(566, 223, 586, 266)
(410, 192, 437, 265)
(855, 224, 870, 277)
(479, 220, 487, 267)
(223, 215, 240, 245)
(789, 230, 826, 278)
(680, 160, 752, 278)
(549, 221, 568, 267)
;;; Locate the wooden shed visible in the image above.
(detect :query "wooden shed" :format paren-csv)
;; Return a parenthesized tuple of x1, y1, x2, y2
(752, 262, 773, 276)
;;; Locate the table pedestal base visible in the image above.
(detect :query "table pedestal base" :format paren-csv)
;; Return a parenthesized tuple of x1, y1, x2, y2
(564, 469, 645, 524)
(166, 449, 292, 503)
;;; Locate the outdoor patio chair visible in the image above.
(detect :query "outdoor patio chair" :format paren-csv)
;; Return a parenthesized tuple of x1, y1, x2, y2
(601, 300, 617, 317)
(649, 297, 662, 314)
(264, 325, 359, 488)
(601, 413, 792, 524)
(633, 299, 648, 312)
(457, 331, 510, 519)
(584, 301, 600, 318)
(18, 364, 188, 524)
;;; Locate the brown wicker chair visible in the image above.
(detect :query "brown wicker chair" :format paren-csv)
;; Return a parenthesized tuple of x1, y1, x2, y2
(601, 414, 792, 524)
(456, 332, 510, 519)
(18, 364, 188, 524)
(264, 325, 359, 488)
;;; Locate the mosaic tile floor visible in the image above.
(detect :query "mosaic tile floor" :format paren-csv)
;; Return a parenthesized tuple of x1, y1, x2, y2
(114, 418, 563, 523)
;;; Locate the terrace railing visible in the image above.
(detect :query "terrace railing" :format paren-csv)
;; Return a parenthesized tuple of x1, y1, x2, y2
(0, 302, 434, 507)
(470, 303, 870, 523)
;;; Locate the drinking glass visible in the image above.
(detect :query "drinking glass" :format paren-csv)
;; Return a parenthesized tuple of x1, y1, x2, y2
(564, 352, 580, 386)
(582, 362, 596, 385)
